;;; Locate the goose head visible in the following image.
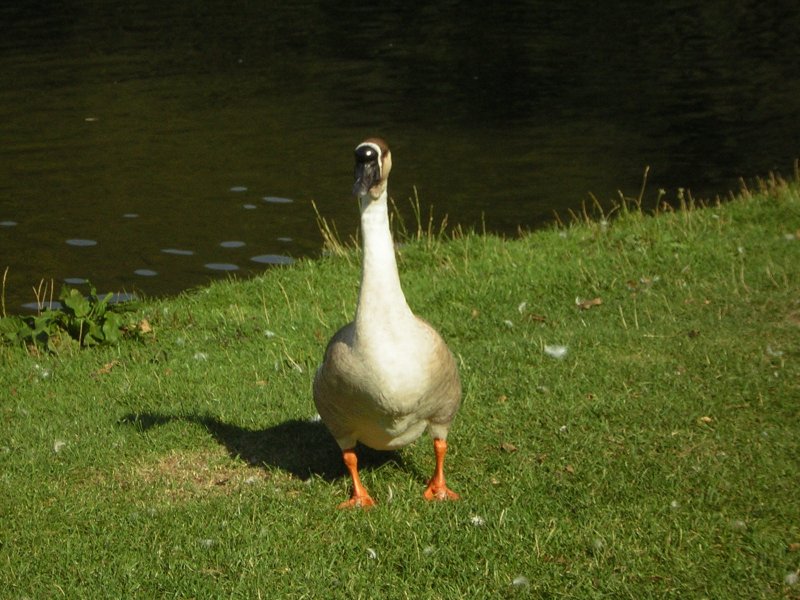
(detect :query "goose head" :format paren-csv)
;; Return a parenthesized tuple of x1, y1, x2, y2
(353, 138, 392, 202)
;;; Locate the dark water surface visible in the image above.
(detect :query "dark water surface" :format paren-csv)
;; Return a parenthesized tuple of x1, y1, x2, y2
(2, 1, 799, 312)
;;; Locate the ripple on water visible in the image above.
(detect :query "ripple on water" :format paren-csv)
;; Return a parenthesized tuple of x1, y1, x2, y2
(66, 239, 98, 247)
(1, 220, 18, 227)
(263, 196, 293, 204)
(277, 237, 293, 242)
(230, 186, 248, 192)
(134, 269, 158, 277)
(205, 263, 239, 271)
(123, 213, 139, 219)
(243, 204, 257, 210)
(220, 241, 246, 248)
(22, 301, 63, 311)
(251, 254, 294, 265)
(107, 292, 137, 304)
(161, 248, 195, 256)
(64, 277, 88, 285)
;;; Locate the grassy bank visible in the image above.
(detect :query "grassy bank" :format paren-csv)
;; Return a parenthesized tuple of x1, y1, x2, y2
(1, 178, 799, 598)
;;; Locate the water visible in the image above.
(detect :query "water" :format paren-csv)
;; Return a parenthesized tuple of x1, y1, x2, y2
(1, 1, 799, 313)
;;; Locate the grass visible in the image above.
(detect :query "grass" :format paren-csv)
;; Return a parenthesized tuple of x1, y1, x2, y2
(1, 176, 799, 598)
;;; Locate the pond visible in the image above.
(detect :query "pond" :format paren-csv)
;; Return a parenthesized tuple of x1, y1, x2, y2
(1, 1, 799, 312)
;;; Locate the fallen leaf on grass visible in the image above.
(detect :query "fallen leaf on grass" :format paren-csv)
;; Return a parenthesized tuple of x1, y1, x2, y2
(138, 319, 152, 334)
(698, 416, 714, 424)
(564, 464, 575, 475)
(500, 442, 518, 453)
(788, 542, 800, 552)
(92, 360, 120, 378)
(576, 297, 603, 310)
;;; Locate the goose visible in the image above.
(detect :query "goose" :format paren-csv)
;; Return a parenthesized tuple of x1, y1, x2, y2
(313, 138, 461, 508)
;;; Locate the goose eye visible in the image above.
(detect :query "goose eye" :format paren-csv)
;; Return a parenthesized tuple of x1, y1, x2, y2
(355, 145, 379, 164)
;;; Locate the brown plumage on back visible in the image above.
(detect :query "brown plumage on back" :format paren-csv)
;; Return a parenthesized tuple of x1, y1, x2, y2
(313, 138, 461, 508)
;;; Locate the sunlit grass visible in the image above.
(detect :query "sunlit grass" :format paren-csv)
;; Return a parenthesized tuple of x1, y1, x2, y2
(1, 177, 799, 597)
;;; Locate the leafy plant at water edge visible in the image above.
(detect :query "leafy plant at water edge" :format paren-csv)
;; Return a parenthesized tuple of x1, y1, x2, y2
(0, 284, 138, 350)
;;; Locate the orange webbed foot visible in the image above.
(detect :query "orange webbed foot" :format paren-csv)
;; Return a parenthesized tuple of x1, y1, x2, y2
(423, 481, 460, 501)
(423, 438, 459, 501)
(338, 493, 376, 509)
(338, 448, 375, 509)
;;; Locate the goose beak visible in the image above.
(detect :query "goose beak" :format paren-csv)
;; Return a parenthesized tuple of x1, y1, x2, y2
(353, 160, 381, 198)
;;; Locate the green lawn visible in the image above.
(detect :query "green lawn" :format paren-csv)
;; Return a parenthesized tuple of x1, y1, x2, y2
(2, 178, 799, 598)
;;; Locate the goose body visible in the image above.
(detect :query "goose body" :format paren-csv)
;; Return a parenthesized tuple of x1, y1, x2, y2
(313, 138, 461, 507)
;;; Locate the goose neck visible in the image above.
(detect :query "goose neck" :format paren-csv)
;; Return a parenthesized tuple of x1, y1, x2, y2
(355, 192, 412, 327)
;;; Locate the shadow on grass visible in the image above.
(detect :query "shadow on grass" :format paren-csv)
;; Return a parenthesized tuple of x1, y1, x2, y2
(119, 412, 406, 482)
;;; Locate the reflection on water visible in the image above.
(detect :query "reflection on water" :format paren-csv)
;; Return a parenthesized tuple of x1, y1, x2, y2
(251, 255, 295, 266)
(0, 1, 798, 312)
(205, 263, 239, 272)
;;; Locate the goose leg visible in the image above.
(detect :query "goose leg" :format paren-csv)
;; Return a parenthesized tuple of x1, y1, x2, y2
(424, 438, 459, 501)
(338, 448, 376, 509)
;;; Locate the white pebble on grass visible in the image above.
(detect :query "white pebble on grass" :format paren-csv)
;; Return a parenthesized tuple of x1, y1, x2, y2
(544, 344, 568, 359)
(730, 519, 747, 531)
(670, 500, 680, 509)
(422, 545, 435, 556)
(511, 575, 530, 588)
(785, 571, 799, 586)
(199, 538, 215, 548)
(366, 548, 377, 560)
(517, 301, 527, 314)
(34, 364, 52, 380)
(193, 352, 209, 361)
(52, 440, 67, 453)
(470, 515, 486, 527)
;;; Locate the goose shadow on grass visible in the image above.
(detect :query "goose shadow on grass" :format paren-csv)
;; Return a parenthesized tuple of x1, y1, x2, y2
(119, 412, 408, 482)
